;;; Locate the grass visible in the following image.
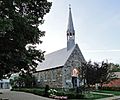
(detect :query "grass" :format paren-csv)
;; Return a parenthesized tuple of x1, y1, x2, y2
(94, 90, 120, 96)
(11, 88, 111, 100)
(84, 92, 113, 100)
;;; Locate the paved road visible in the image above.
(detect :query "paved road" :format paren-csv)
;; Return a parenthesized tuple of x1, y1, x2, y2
(0, 89, 54, 100)
(1, 89, 120, 100)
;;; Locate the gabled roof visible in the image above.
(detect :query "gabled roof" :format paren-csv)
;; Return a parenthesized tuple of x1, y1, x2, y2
(36, 44, 76, 71)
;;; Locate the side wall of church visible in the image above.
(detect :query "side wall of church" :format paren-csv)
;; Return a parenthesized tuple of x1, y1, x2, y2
(34, 67, 63, 88)
(63, 45, 85, 88)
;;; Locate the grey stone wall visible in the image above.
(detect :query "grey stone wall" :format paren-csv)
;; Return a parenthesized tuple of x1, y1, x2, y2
(63, 44, 85, 88)
(34, 44, 85, 89)
(34, 67, 63, 88)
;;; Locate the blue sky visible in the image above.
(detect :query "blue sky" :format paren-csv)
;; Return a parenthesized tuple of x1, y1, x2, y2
(38, 0, 120, 64)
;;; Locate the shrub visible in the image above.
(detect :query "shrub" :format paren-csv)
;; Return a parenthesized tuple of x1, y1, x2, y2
(44, 85, 49, 97)
(56, 91, 84, 99)
(48, 89, 57, 96)
(12, 87, 85, 99)
(66, 93, 84, 99)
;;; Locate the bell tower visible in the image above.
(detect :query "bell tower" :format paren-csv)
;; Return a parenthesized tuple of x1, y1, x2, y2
(67, 5, 75, 51)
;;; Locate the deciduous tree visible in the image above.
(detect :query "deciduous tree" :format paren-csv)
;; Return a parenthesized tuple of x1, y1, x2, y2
(0, 0, 52, 79)
(81, 61, 116, 88)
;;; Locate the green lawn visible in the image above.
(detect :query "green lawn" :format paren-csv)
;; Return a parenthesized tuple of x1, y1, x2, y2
(12, 88, 115, 100)
(94, 90, 120, 96)
(84, 92, 113, 100)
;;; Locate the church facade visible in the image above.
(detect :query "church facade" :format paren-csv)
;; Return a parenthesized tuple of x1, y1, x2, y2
(34, 7, 85, 88)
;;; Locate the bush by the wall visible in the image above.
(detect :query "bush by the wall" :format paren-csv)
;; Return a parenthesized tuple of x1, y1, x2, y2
(56, 91, 84, 99)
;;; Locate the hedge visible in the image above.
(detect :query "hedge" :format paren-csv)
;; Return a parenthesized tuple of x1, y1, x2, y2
(56, 91, 84, 99)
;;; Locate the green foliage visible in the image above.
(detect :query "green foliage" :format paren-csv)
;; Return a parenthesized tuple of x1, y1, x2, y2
(98, 62, 117, 87)
(44, 85, 49, 97)
(64, 93, 84, 99)
(85, 93, 112, 100)
(12, 88, 116, 100)
(81, 61, 100, 86)
(95, 90, 120, 96)
(10, 72, 37, 88)
(0, 0, 52, 79)
(48, 89, 57, 96)
(110, 63, 120, 72)
(81, 61, 117, 87)
(12, 87, 85, 99)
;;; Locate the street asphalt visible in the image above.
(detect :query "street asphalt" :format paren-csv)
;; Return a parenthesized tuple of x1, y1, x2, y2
(0, 89, 54, 100)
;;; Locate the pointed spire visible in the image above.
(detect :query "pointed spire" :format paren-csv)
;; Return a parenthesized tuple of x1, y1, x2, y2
(67, 4, 75, 35)
(67, 5, 75, 51)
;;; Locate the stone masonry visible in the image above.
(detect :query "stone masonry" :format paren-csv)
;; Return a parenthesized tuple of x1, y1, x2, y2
(63, 44, 85, 88)
(34, 44, 85, 88)
(34, 67, 63, 88)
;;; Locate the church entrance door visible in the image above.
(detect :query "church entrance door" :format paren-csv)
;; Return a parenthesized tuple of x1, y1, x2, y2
(72, 76, 77, 88)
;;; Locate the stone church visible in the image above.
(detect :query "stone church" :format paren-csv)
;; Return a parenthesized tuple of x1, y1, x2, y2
(34, 7, 85, 88)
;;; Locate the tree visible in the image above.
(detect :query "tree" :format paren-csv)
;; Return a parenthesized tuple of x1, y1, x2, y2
(81, 61, 96, 87)
(98, 62, 117, 87)
(110, 63, 120, 72)
(10, 71, 37, 88)
(0, 0, 52, 79)
(81, 61, 117, 88)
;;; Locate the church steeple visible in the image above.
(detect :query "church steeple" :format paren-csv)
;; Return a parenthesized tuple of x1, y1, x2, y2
(67, 5, 75, 51)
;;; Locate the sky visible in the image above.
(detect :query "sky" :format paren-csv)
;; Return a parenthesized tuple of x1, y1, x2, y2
(38, 0, 120, 64)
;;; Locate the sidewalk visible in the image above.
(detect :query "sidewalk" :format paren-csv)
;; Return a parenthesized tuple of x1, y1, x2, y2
(96, 96, 120, 100)
(0, 89, 54, 100)
(91, 92, 114, 96)
(1, 89, 120, 100)
(91, 92, 120, 100)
